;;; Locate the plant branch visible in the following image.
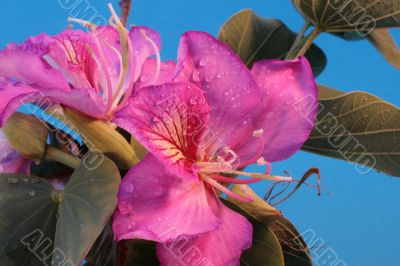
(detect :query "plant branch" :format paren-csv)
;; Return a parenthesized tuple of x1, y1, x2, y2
(119, 0, 132, 26)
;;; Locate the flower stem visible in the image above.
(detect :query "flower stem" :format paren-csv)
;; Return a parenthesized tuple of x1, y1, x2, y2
(45, 146, 81, 169)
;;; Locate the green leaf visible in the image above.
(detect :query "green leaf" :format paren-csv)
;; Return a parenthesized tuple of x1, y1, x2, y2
(333, 28, 400, 69)
(302, 85, 400, 176)
(0, 154, 120, 265)
(223, 200, 284, 266)
(270, 217, 312, 266)
(0, 175, 57, 266)
(218, 9, 327, 76)
(54, 154, 120, 264)
(292, 0, 400, 32)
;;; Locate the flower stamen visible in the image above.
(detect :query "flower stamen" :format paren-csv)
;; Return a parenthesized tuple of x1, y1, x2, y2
(140, 29, 161, 84)
(203, 175, 254, 202)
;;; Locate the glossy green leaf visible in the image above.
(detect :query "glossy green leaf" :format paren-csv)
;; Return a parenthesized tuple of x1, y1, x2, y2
(292, 0, 400, 32)
(303, 86, 400, 176)
(0, 154, 120, 265)
(270, 217, 312, 266)
(218, 9, 327, 76)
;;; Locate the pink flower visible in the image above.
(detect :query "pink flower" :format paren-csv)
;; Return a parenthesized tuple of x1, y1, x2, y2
(113, 31, 318, 265)
(0, 130, 29, 173)
(0, 4, 173, 127)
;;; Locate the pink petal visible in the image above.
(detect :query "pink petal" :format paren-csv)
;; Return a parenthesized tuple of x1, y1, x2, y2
(47, 29, 99, 89)
(156, 199, 252, 266)
(0, 35, 69, 91)
(175, 31, 263, 162)
(113, 154, 221, 242)
(251, 57, 318, 162)
(0, 129, 30, 173)
(114, 82, 210, 178)
(129, 26, 162, 81)
(0, 80, 105, 127)
(135, 58, 176, 90)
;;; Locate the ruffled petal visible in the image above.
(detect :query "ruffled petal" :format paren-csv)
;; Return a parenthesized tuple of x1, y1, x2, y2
(114, 82, 210, 177)
(156, 199, 252, 266)
(0, 35, 69, 91)
(251, 57, 318, 162)
(175, 31, 263, 162)
(113, 154, 221, 242)
(0, 80, 105, 127)
(129, 26, 162, 81)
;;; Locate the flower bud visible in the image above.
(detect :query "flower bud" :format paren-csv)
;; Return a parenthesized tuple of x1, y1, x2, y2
(3, 113, 49, 164)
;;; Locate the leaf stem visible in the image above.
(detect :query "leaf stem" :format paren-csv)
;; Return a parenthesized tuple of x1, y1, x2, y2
(45, 146, 81, 169)
(293, 27, 321, 59)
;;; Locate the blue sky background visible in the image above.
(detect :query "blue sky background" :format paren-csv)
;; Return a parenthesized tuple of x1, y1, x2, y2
(1, 1, 399, 265)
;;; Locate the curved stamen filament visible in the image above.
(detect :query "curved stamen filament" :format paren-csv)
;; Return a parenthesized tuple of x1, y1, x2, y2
(211, 174, 261, 184)
(140, 29, 161, 84)
(203, 175, 254, 202)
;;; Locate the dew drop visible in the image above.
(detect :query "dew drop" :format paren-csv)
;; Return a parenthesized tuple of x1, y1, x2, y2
(125, 183, 134, 193)
(192, 71, 200, 82)
(128, 222, 135, 230)
(198, 58, 207, 67)
(28, 190, 36, 197)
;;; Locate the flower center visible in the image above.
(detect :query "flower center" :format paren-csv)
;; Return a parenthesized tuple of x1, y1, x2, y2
(195, 129, 292, 202)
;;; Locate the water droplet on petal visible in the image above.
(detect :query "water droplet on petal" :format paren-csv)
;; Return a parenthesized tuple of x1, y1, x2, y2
(125, 183, 134, 193)
(198, 58, 206, 67)
(128, 222, 135, 230)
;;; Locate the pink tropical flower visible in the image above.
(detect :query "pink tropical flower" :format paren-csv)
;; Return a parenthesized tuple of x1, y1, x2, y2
(113, 31, 318, 265)
(0, 4, 173, 127)
(0, 130, 29, 173)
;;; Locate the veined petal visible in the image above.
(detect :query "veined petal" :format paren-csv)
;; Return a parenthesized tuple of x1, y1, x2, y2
(251, 57, 318, 162)
(114, 82, 210, 177)
(175, 31, 263, 163)
(129, 26, 162, 81)
(47, 29, 99, 89)
(156, 199, 252, 266)
(113, 154, 221, 242)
